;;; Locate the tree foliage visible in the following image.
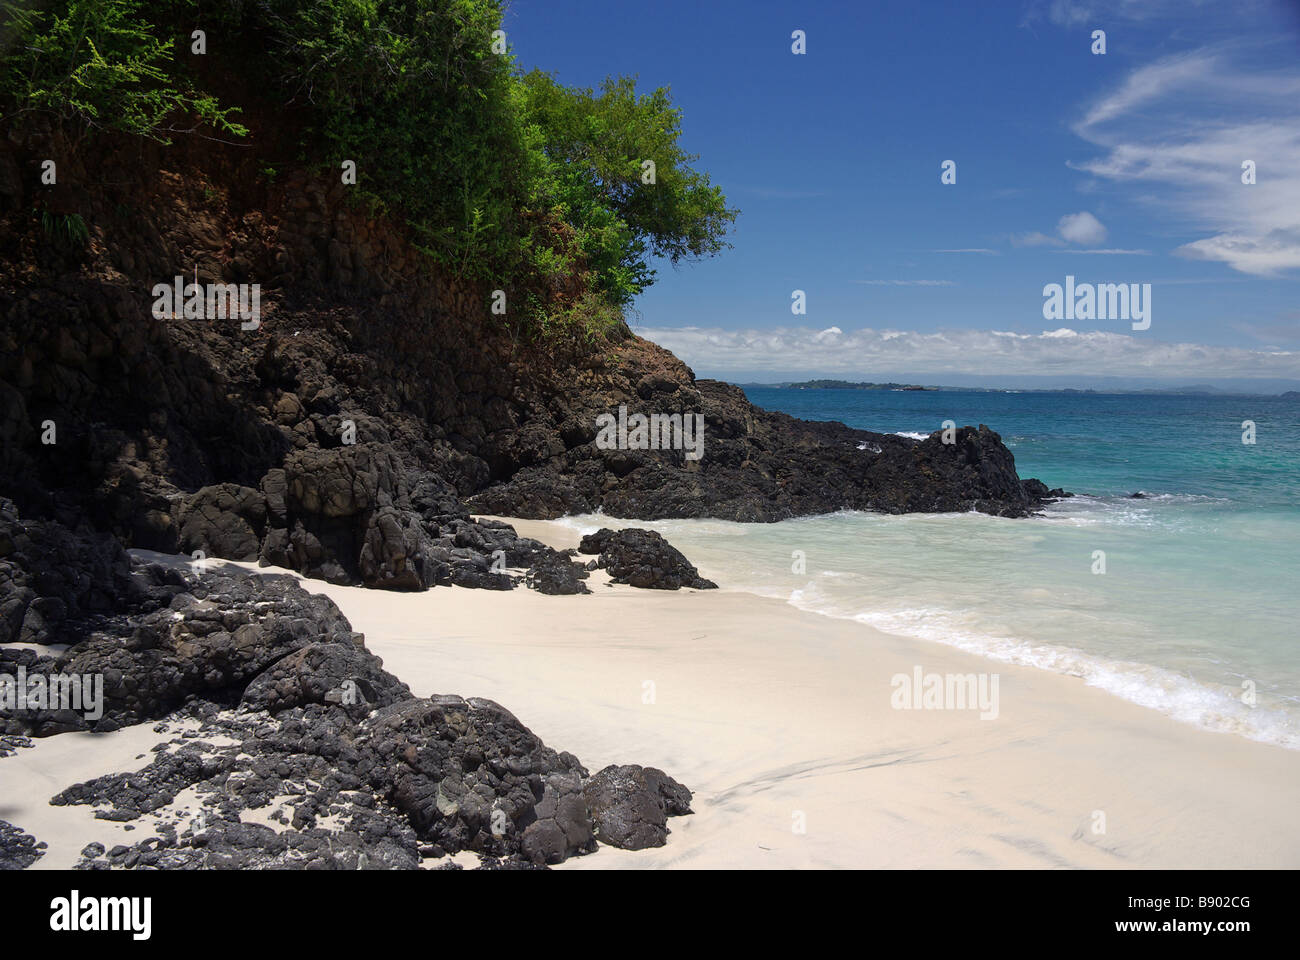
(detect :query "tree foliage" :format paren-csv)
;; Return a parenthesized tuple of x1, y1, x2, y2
(0, 0, 246, 141)
(518, 71, 735, 306)
(0, 0, 737, 340)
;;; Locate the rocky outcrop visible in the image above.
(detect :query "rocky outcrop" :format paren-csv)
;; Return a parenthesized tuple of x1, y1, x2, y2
(0, 734, 31, 758)
(525, 550, 591, 595)
(240, 641, 411, 716)
(0, 503, 689, 868)
(3, 559, 365, 736)
(473, 378, 1069, 521)
(47, 680, 691, 868)
(60, 704, 695, 869)
(578, 528, 717, 590)
(0, 121, 1063, 601)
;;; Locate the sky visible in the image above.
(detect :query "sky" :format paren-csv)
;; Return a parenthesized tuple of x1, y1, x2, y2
(504, 0, 1300, 390)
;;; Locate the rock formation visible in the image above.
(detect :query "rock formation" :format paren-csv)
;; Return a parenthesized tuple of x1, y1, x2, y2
(1, 500, 690, 868)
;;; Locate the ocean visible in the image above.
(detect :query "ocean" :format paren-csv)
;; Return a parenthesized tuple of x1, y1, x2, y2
(557, 388, 1300, 750)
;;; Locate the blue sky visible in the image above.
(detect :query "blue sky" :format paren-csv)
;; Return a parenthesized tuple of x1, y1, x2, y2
(504, 0, 1300, 389)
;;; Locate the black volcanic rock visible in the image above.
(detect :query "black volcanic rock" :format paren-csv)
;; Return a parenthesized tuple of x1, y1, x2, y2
(3, 503, 688, 868)
(525, 550, 590, 595)
(0, 820, 45, 870)
(470, 380, 1067, 522)
(582, 764, 694, 850)
(0, 733, 32, 758)
(0, 498, 139, 647)
(3, 565, 363, 736)
(578, 527, 717, 590)
(1023, 478, 1072, 501)
(240, 641, 411, 716)
(176, 483, 268, 561)
(56, 692, 676, 868)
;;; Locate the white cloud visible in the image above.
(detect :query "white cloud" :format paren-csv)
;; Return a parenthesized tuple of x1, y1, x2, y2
(1025, 0, 1225, 29)
(1175, 228, 1300, 274)
(1071, 46, 1300, 275)
(1016, 212, 1110, 248)
(640, 325, 1300, 380)
(1057, 211, 1108, 245)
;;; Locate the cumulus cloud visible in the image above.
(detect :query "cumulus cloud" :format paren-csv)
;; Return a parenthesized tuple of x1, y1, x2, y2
(640, 325, 1300, 380)
(1057, 211, 1108, 245)
(1016, 212, 1110, 247)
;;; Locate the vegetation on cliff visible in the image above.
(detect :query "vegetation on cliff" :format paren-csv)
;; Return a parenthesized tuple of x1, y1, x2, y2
(0, 0, 736, 339)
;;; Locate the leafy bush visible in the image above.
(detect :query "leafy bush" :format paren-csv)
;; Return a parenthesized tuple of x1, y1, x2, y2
(259, 0, 532, 280)
(0, 0, 246, 142)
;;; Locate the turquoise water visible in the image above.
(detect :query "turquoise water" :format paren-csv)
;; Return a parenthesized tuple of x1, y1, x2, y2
(563, 389, 1300, 749)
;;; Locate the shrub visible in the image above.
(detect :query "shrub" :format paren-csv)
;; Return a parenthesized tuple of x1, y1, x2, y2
(0, 0, 246, 142)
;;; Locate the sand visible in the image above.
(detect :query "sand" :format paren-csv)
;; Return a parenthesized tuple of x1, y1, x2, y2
(0, 719, 197, 869)
(4, 516, 1298, 869)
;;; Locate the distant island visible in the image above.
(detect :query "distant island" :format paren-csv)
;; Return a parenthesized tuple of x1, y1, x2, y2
(737, 381, 1300, 397)
(742, 380, 936, 391)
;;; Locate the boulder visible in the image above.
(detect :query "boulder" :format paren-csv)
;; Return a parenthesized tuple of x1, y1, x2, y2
(176, 483, 268, 561)
(578, 527, 717, 590)
(582, 764, 694, 850)
(240, 641, 411, 716)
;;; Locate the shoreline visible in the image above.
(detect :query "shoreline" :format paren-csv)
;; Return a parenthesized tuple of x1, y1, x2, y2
(292, 517, 1300, 868)
(4, 517, 1298, 869)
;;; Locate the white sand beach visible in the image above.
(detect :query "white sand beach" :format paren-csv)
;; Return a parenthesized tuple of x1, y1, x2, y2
(5, 515, 1298, 869)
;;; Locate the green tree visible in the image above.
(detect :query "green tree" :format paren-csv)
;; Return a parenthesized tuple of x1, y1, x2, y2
(519, 70, 736, 305)
(0, 0, 737, 341)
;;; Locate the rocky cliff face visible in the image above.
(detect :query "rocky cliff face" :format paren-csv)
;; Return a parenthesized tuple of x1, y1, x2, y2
(0, 121, 1063, 592)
